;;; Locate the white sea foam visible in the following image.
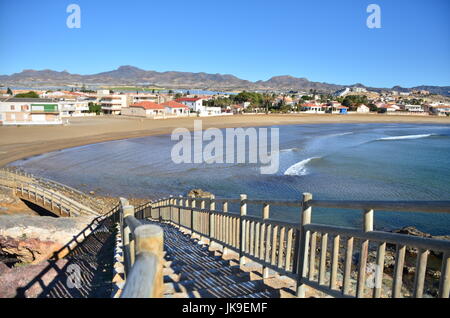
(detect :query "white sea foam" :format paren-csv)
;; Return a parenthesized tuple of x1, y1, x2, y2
(280, 147, 300, 153)
(284, 157, 321, 176)
(378, 134, 433, 141)
(328, 132, 353, 137)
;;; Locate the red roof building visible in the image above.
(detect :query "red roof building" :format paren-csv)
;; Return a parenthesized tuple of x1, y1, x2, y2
(130, 101, 165, 110)
(160, 101, 189, 109)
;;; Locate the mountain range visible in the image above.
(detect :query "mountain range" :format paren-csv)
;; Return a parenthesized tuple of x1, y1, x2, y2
(0, 65, 449, 96)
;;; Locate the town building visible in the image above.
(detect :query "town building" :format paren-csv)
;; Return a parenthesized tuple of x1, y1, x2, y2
(404, 104, 424, 112)
(429, 104, 450, 115)
(128, 93, 161, 104)
(99, 94, 132, 115)
(302, 103, 324, 113)
(121, 101, 165, 117)
(160, 101, 190, 116)
(356, 104, 370, 113)
(175, 97, 204, 112)
(380, 104, 400, 112)
(59, 100, 90, 117)
(175, 97, 222, 116)
(0, 98, 63, 125)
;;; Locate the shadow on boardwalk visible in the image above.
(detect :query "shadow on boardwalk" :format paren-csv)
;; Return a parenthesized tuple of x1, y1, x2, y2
(15, 211, 117, 298)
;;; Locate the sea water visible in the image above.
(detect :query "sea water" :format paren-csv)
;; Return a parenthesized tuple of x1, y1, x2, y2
(11, 123, 450, 235)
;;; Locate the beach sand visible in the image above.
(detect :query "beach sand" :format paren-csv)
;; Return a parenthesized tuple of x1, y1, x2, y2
(0, 113, 449, 166)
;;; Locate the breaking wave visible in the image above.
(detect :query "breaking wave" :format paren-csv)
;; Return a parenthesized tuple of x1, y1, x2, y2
(284, 157, 321, 176)
(377, 134, 434, 141)
(280, 147, 300, 153)
(327, 132, 353, 137)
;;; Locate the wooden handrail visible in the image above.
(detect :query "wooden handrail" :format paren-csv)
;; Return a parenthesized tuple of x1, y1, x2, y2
(13, 182, 97, 216)
(309, 199, 450, 213)
(0, 168, 103, 212)
(118, 200, 163, 298)
(138, 193, 450, 299)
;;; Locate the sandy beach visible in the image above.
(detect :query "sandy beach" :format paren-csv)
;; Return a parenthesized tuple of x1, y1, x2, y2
(0, 113, 449, 167)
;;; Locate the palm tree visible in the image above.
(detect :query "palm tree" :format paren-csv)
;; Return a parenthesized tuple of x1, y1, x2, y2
(263, 93, 274, 114)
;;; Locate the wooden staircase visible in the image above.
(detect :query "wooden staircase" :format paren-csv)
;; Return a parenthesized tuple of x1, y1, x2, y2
(145, 221, 281, 298)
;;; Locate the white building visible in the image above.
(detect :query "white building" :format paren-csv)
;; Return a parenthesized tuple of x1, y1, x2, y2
(59, 101, 90, 117)
(121, 102, 165, 117)
(200, 106, 222, 117)
(356, 104, 370, 113)
(404, 104, 424, 112)
(100, 94, 131, 115)
(302, 103, 325, 113)
(0, 98, 63, 125)
(430, 104, 450, 115)
(175, 97, 204, 112)
(175, 97, 222, 116)
(128, 93, 160, 104)
(160, 101, 190, 116)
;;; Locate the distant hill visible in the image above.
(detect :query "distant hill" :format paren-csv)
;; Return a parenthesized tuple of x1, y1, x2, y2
(0, 65, 448, 95)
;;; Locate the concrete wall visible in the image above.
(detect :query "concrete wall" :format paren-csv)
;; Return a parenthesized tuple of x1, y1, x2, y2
(121, 107, 147, 117)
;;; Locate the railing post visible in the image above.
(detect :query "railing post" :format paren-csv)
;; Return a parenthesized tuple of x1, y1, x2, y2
(262, 203, 271, 278)
(123, 205, 136, 273)
(177, 195, 183, 226)
(190, 196, 196, 237)
(439, 252, 450, 298)
(222, 200, 229, 256)
(356, 209, 374, 297)
(133, 224, 164, 298)
(200, 199, 206, 242)
(239, 194, 247, 266)
(296, 193, 312, 298)
(169, 195, 174, 223)
(209, 195, 215, 239)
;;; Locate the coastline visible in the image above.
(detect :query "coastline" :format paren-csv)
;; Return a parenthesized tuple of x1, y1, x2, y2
(1, 114, 449, 167)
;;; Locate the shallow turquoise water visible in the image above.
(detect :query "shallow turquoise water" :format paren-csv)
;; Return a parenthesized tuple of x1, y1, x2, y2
(11, 123, 450, 235)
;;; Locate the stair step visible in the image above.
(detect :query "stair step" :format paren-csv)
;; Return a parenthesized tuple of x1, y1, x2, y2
(165, 242, 211, 249)
(164, 272, 251, 294)
(164, 255, 223, 267)
(177, 265, 243, 282)
(164, 246, 214, 257)
(236, 290, 280, 298)
(170, 280, 271, 298)
(163, 260, 231, 275)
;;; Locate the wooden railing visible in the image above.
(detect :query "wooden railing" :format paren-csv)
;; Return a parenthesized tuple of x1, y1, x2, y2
(135, 193, 450, 298)
(118, 198, 164, 298)
(12, 182, 98, 217)
(0, 167, 104, 212)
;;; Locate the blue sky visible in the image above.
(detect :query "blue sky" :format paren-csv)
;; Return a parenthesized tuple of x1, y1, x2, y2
(0, 0, 449, 88)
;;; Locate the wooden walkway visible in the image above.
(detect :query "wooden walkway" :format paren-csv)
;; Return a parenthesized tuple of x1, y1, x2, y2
(1, 168, 449, 298)
(149, 221, 280, 298)
(0, 168, 101, 216)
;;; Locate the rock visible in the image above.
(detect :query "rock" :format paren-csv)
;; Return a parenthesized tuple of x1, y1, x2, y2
(0, 215, 95, 264)
(89, 191, 95, 195)
(393, 226, 432, 238)
(0, 236, 63, 264)
(188, 189, 214, 199)
(392, 226, 450, 257)
(405, 266, 416, 274)
(384, 252, 396, 268)
(434, 235, 450, 241)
